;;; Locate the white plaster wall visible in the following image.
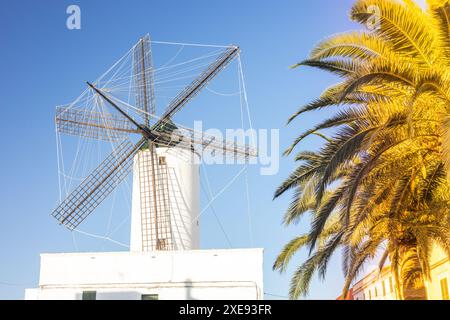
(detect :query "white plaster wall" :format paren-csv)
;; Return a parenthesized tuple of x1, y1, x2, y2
(24, 289, 39, 300)
(426, 247, 450, 300)
(25, 248, 263, 300)
(130, 147, 200, 251)
(26, 284, 259, 300)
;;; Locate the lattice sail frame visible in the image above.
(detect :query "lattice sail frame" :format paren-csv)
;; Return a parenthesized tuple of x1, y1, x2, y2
(132, 34, 168, 251)
(159, 46, 239, 125)
(136, 151, 173, 251)
(56, 106, 139, 142)
(53, 138, 146, 230)
(133, 34, 156, 125)
(152, 126, 258, 161)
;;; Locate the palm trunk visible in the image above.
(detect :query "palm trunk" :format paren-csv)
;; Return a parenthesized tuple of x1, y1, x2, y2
(393, 267, 404, 300)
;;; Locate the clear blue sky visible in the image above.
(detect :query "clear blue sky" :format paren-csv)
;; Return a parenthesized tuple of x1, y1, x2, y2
(0, 0, 368, 299)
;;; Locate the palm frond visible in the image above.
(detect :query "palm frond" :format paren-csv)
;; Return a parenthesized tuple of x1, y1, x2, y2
(351, 0, 439, 65)
(308, 32, 394, 61)
(273, 234, 310, 273)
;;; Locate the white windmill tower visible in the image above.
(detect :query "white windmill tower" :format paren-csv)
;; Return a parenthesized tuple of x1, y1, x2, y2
(25, 35, 263, 300)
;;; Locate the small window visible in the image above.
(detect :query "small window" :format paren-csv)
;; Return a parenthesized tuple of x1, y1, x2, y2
(157, 238, 168, 250)
(440, 278, 449, 300)
(375, 287, 378, 297)
(82, 291, 96, 300)
(141, 294, 159, 300)
(158, 157, 166, 165)
(382, 281, 386, 296)
(389, 277, 393, 292)
(368, 290, 372, 300)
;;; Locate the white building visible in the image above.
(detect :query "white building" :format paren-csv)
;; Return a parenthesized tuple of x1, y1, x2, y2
(25, 148, 264, 300)
(24, 249, 263, 300)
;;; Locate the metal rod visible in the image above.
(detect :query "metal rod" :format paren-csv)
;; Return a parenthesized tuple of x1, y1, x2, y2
(149, 142, 160, 249)
(57, 118, 139, 134)
(86, 82, 155, 140)
(139, 38, 150, 126)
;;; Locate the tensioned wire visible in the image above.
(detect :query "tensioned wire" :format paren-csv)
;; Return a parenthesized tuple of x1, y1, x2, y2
(60, 45, 223, 115)
(200, 163, 233, 248)
(57, 42, 185, 245)
(54, 41, 167, 247)
(58, 61, 219, 248)
(94, 50, 224, 90)
(238, 55, 254, 247)
(56, 93, 134, 248)
(152, 40, 231, 48)
(103, 49, 224, 82)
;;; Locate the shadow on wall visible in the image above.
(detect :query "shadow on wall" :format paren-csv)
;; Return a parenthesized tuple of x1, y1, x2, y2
(185, 278, 197, 300)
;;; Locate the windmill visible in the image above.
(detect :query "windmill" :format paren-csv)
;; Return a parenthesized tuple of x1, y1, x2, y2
(52, 35, 257, 252)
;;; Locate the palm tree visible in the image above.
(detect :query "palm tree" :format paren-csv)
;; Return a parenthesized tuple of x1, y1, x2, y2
(275, 147, 450, 299)
(275, 0, 450, 300)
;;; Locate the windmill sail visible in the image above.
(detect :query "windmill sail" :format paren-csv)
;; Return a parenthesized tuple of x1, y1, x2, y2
(136, 149, 173, 251)
(133, 34, 156, 125)
(52, 138, 146, 230)
(155, 46, 239, 128)
(151, 126, 257, 160)
(56, 106, 139, 142)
